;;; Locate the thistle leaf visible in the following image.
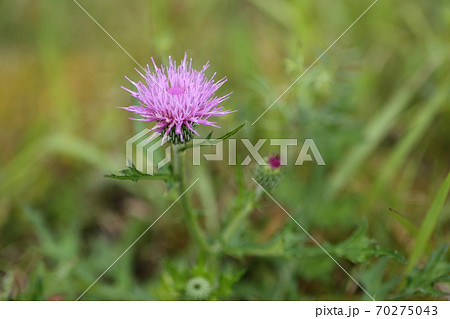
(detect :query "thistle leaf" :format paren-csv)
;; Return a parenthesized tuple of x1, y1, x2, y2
(402, 244, 450, 297)
(105, 163, 173, 182)
(332, 222, 406, 264)
(179, 122, 246, 151)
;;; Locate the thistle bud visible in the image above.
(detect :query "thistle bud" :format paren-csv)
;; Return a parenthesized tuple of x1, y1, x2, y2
(254, 154, 282, 190)
(185, 276, 212, 300)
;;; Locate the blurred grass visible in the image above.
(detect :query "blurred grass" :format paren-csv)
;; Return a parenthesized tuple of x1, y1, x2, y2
(0, 0, 449, 300)
(406, 172, 450, 274)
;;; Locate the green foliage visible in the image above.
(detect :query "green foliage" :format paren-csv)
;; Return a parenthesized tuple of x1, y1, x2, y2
(407, 172, 450, 273)
(105, 163, 174, 182)
(225, 222, 406, 265)
(1, 0, 449, 301)
(403, 244, 450, 297)
(357, 258, 400, 301)
(332, 223, 406, 264)
(17, 263, 45, 301)
(178, 122, 246, 151)
(388, 208, 418, 238)
(156, 258, 245, 300)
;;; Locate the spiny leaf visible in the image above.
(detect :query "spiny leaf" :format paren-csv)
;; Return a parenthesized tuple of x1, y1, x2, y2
(403, 244, 450, 297)
(217, 123, 246, 141)
(332, 222, 406, 264)
(105, 163, 173, 182)
(179, 122, 246, 151)
(205, 130, 213, 140)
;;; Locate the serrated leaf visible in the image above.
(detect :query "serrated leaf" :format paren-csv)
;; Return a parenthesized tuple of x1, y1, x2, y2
(105, 163, 173, 182)
(403, 244, 450, 297)
(217, 123, 246, 141)
(332, 222, 406, 263)
(179, 123, 246, 151)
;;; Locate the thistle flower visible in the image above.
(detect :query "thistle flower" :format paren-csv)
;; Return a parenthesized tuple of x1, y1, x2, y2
(121, 53, 235, 143)
(254, 154, 282, 190)
(185, 276, 212, 300)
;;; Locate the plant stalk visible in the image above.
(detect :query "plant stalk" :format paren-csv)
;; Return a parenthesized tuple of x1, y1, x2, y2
(222, 187, 263, 243)
(172, 144, 210, 252)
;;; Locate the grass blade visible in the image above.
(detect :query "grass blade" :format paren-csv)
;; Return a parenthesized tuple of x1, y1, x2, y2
(388, 208, 418, 237)
(327, 58, 442, 197)
(372, 80, 450, 196)
(406, 171, 450, 273)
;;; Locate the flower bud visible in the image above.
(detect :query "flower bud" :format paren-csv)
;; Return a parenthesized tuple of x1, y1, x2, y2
(185, 276, 212, 300)
(254, 154, 282, 190)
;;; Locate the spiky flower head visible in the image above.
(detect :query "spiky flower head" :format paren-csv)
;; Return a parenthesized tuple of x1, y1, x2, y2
(185, 276, 212, 300)
(121, 53, 235, 143)
(254, 154, 282, 190)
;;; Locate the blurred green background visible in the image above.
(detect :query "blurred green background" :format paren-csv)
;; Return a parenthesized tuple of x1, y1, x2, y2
(0, 0, 449, 300)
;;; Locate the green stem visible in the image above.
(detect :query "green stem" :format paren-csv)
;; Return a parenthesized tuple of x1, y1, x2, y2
(196, 165, 219, 234)
(222, 187, 263, 243)
(172, 145, 210, 252)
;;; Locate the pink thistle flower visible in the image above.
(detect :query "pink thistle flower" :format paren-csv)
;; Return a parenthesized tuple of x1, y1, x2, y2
(120, 53, 236, 143)
(268, 154, 281, 170)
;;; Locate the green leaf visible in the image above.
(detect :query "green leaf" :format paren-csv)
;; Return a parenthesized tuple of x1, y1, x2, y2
(403, 244, 450, 297)
(178, 122, 246, 151)
(372, 82, 450, 196)
(388, 207, 419, 237)
(406, 171, 450, 273)
(333, 222, 406, 264)
(357, 258, 400, 300)
(217, 123, 246, 141)
(105, 163, 173, 182)
(216, 267, 246, 299)
(205, 130, 213, 140)
(226, 221, 406, 265)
